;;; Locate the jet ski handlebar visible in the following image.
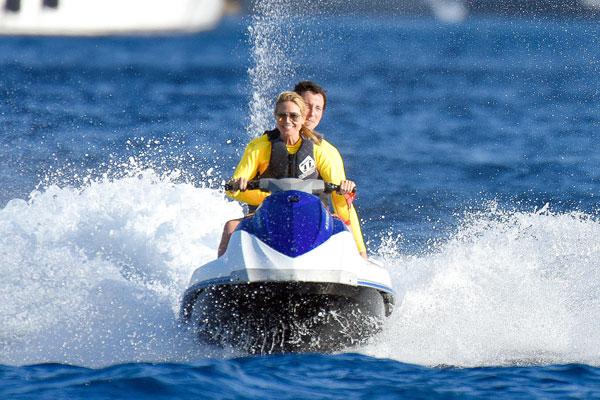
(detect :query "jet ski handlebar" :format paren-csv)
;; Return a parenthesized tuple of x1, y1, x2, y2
(224, 180, 261, 191)
(225, 178, 356, 195)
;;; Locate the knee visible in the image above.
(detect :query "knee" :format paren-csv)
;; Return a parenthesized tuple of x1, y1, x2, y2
(224, 219, 241, 235)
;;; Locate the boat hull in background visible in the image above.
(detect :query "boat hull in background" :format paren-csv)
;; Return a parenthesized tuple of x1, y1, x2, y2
(0, 0, 224, 36)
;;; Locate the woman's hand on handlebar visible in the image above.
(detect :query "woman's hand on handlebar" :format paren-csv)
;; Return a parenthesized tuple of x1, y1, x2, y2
(338, 180, 356, 195)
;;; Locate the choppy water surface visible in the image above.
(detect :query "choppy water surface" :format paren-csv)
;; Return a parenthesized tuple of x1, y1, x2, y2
(1, 12, 600, 399)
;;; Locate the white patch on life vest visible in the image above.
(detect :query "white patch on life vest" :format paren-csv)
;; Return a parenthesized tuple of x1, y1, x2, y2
(298, 155, 316, 179)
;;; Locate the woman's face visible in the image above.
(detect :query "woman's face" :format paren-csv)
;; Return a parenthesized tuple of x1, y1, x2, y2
(275, 101, 305, 142)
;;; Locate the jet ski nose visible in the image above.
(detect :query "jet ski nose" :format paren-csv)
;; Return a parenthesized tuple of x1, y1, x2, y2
(238, 190, 344, 257)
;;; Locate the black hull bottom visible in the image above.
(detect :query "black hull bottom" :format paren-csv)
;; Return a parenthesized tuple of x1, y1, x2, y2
(184, 282, 390, 354)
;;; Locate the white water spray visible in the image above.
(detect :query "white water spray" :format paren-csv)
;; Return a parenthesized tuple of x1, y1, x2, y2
(246, 0, 325, 136)
(366, 203, 600, 367)
(246, 0, 297, 136)
(4, 177, 600, 368)
(0, 170, 242, 367)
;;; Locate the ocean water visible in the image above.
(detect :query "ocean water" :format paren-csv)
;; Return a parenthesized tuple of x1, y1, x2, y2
(2, 10, 600, 399)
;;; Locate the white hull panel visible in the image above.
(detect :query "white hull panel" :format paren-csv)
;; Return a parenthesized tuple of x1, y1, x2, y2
(188, 229, 394, 294)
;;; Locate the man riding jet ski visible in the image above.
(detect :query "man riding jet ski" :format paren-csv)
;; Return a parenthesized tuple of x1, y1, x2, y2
(180, 178, 395, 354)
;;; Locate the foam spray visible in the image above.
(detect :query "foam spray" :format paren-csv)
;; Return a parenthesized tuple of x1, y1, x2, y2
(246, 0, 301, 136)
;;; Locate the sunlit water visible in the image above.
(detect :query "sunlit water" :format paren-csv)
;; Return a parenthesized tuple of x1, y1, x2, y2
(1, 12, 600, 399)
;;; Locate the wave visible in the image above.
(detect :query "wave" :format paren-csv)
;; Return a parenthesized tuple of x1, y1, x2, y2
(0, 170, 243, 367)
(367, 202, 600, 367)
(2, 173, 600, 368)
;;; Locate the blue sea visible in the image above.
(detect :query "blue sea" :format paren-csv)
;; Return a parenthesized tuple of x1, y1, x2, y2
(2, 8, 600, 399)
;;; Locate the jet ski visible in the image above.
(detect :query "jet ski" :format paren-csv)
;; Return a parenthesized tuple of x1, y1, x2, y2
(180, 178, 395, 354)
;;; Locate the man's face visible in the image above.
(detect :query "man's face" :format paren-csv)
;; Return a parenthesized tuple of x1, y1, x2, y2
(301, 91, 325, 130)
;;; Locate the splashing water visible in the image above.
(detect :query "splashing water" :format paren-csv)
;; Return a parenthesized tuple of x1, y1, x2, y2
(246, 0, 298, 136)
(0, 170, 242, 367)
(36, 135, 228, 194)
(3, 177, 600, 368)
(246, 0, 327, 136)
(366, 203, 600, 367)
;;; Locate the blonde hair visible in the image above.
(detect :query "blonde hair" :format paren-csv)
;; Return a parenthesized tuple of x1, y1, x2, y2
(275, 91, 322, 144)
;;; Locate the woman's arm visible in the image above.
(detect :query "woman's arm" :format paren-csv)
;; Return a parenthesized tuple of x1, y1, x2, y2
(316, 141, 367, 256)
(226, 137, 270, 206)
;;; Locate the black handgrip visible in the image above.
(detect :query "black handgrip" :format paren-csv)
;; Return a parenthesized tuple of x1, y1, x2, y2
(224, 180, 261, 192)
(324, 183, 357, 194)
(225, 180, 356, 194)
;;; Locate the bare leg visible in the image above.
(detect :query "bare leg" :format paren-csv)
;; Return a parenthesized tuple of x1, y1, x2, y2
(217, 218, 243, 257)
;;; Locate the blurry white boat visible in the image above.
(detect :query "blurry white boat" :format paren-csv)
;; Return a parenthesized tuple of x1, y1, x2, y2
(582, 0, 600, 10)
(0, 0, 224, 36)
(424, 0, 468, 23)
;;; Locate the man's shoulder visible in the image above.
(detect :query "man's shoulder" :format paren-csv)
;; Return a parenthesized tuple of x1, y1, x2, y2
(315, 137, 341, 154)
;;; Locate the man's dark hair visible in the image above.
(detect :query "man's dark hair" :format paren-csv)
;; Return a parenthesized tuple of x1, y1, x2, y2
(293, 81, 327, 110)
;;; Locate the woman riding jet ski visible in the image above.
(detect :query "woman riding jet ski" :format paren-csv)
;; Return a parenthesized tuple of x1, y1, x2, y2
(180, 91, 395, 354)
(218, 88, 366, 259)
